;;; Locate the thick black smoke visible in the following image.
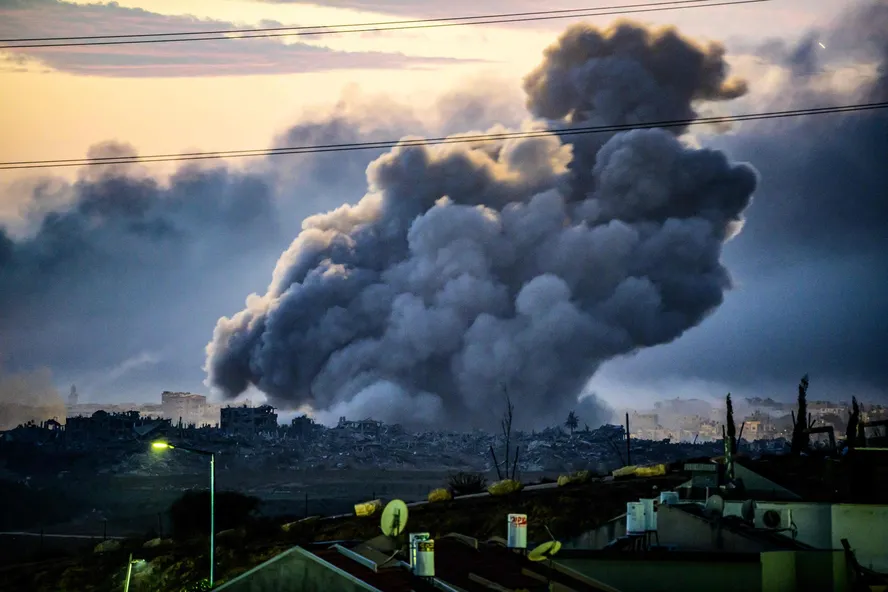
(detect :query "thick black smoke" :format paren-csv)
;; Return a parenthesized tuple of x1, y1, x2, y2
(205, 21, 757, 429)
(597, 1, 888, 397)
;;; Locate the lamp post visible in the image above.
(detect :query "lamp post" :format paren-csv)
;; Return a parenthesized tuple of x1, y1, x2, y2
(152, 441, 215, 587)
(123, 553, 144, 592)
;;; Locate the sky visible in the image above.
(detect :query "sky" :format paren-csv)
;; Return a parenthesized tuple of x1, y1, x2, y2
(0, 0, 885, 426)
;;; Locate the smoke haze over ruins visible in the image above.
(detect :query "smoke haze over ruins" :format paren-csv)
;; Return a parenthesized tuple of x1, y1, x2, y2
(205, 21, 757, 429)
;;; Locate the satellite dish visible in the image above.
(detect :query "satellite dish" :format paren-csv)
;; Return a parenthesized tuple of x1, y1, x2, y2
(703, 494, 725, 518)
(380, 499, 409, 537)
(740, 499, 756, 523)
(528, 540, 562, 562)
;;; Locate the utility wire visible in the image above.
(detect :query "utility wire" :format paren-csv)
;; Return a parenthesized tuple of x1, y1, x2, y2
(2, 102, 884, 171)
(0, 0, 770, 49)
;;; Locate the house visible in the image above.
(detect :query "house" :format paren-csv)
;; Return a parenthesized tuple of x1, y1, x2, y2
(214, 534, 621, 592)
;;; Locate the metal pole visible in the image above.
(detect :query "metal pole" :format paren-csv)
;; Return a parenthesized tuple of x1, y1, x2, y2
(124, 553, 134, 592)
(210, 453, 215, 587)
(625, 413, 631, 466)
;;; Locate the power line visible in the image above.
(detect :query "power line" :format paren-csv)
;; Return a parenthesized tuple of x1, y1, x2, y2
(0, 0, 769, 49)
(2, 102, 884, 171)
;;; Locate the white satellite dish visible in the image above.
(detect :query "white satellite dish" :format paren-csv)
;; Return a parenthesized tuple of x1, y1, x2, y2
(703, 494, 725, 518)
(380, 499, 409, 538)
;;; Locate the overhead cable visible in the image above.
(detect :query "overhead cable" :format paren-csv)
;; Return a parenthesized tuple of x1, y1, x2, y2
(2, 102, 884, 171)
(0, 0, 770, 49)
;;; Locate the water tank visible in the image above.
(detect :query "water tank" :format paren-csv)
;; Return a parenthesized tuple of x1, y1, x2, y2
(415, 539, 435, 577)
(659, 491, 679, 506)
(641, 498, 658, 531)
(507, 514, 528, 549)
(626, 502, 646, 535)
(409, 533, 430, 566)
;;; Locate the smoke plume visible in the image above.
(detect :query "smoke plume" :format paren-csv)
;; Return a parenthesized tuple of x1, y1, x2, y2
(0, 368, 65, 430)
(206, 21, 757, 429)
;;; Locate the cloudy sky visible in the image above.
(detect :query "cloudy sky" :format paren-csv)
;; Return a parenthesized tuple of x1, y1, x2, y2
(0, 0, 884, 422)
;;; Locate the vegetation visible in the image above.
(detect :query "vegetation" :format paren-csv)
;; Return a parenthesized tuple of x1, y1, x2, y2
(564, 411, 579, 435)
(6, 473, 690, 591)
(491, 385, 520, 481)
(791, 374, 812, 454)
(726, 393, 738, 455)
(846, 396, 861, 448)
(447, 471, 487, 496)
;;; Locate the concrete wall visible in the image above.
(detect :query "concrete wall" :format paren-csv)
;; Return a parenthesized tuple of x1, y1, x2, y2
(722, 501, 888, 572)
(214, 547, 381, 592)
(559, 557, 761, 592)
(723, 501, 834, 548)
(761, 551, 850, 592)
(830, 504, 888, 571)
(734, 465, 801, 500)
(567, 505, 773, 552)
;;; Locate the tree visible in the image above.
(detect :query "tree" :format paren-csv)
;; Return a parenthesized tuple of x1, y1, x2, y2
(846, 396, 860, 448)
(490, 384, 520, 481)
(565, 411, 579, 435)
(791, 374, 811, 454)
(726, 393, 738, 454)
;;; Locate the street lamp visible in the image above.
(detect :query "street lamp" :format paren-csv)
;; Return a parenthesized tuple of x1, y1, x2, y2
(152, 441, 215, 587)
(123, 553, 145, 592)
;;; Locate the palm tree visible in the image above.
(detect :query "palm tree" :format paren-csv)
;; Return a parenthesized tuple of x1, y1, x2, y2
(565, 411, 579, 435)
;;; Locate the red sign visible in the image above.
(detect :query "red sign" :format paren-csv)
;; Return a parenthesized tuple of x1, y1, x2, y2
(509, 515, 527, 526)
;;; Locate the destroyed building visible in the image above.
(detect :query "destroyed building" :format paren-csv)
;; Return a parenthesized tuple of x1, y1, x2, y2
(161, 391, 219, 427)
(64, 410, 172, 442)
(221, 404, 278, 437)
(336, 416, 383, 437)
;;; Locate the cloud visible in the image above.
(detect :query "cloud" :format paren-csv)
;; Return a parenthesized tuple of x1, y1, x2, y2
(596, 1, 888, 402)
(205, 20, 754, 430)
(0, 0, 477, 77)
(0, 86, 505, 401)
(253, 0, 547, 19)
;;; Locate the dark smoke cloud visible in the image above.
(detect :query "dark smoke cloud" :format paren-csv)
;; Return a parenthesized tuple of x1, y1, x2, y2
(596, 1, 888, 401)
(0, 93, 505, 401)
(206, 20, 756, 429)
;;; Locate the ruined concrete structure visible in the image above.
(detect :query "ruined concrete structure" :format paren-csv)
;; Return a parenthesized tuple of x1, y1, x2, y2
(64, 410, 172, 441)
(221, 404, 278, 436)
(161, 391, 220, 427)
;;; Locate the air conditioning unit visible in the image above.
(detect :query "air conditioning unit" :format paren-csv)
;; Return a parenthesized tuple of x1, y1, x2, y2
(755, 507, 792, 530)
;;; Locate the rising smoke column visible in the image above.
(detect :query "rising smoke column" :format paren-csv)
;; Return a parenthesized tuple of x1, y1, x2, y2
(205, 21, 758, 429)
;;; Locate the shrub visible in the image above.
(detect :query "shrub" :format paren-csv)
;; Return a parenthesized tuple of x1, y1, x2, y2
(447, 472, 487, 496)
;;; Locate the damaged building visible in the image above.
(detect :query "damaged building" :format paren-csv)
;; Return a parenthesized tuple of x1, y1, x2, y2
(221, 404, 278, 437)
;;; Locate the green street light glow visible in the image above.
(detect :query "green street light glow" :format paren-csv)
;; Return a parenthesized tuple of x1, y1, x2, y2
(148, 440, 215, 587)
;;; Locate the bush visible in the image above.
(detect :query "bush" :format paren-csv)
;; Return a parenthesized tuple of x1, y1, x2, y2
(447, 472, 487, 496)
(169, 490, 260, 540)
(180, 578, 211, 592)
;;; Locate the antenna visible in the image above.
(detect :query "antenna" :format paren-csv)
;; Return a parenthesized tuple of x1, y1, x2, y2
(527, 523, 562, 588)
(740, 499, 756, 524)
(368, 499, 410, 566)
(703, 494, 725, 519)
(380, 499, 409, 537)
